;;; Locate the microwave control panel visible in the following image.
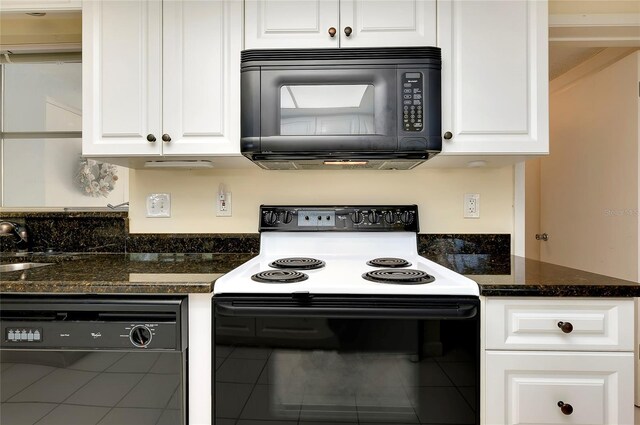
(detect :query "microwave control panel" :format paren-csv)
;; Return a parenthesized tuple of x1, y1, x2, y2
(401, 72, 423, 132)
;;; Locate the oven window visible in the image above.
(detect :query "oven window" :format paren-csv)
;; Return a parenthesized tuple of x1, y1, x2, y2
(0, 351, 184, 425)
(280, 85, 375, 135)
(215, 317, 478, 424)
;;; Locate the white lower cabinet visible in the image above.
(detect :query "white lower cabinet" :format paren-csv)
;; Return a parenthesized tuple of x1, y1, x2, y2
(484, 298, 636, 425)
(485, 351, 634, 425)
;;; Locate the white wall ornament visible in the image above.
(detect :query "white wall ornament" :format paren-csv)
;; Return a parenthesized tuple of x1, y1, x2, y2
(75, 157, 119, 197)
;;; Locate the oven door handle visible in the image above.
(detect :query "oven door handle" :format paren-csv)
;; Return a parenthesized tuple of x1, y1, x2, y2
(214, 301, 477, 320)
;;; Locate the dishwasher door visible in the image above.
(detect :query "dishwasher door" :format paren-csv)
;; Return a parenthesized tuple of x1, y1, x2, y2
(0, 296, 187, 425)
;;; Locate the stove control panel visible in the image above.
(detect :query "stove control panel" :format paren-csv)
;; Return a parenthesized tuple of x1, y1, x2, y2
(260, 205, 419, 232)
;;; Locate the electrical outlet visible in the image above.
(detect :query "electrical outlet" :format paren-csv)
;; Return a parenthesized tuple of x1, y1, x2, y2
(216, 192, 232, 217)
(464, 193, 480, 218)
(146, 193, 171, 218)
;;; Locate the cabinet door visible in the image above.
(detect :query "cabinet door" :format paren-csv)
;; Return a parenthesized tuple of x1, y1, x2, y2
(82, 0, 162, 156)
(339, 0, 436, 48)
(245, 0, 339, 49)
(485, 351, 634, 425)
(438, 0, 549, 155)
(162, 0, 242, 155)
(485, 298, 635, 351)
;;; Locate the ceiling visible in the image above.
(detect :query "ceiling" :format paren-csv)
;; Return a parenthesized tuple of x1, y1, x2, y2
(0, 11, 81, 55)
(548, 0, 640, 80)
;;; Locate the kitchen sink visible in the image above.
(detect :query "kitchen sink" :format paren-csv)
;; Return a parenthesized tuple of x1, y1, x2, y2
(0, 263, 53, 272)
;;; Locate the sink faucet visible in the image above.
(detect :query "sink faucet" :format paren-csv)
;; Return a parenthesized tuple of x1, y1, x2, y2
(0, 221, 29, 250)
(107, 202, 129, 210)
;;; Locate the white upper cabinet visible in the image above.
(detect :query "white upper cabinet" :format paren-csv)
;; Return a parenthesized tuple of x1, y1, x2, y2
(339, 0, 436, 48)
(83, 0, 242, 158)
(245, 0, 436, 49)
(438, 0, 549, 156)
(83, 0, 162, 156)
(162, 0, 241, 155)
(245, 0, 339, 48)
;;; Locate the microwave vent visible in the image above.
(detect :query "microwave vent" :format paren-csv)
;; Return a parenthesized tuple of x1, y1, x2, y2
(241, 47, 441, 64)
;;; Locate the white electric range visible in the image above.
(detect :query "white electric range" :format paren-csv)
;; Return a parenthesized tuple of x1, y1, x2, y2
(213, 206, 481, 425)
(214, 205, 479, 297)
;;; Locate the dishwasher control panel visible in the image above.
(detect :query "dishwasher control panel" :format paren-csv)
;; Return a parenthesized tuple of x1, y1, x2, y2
(0, 297, 186, 351)
(2, 322, 177, 349)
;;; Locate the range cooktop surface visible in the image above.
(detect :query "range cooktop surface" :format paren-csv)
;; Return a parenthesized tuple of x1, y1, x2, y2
(214, 206, 479, 297)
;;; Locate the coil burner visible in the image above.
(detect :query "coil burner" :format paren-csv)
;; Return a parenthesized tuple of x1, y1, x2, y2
(251, 270, 308, 284)
(362, 269, 435, 285)
(269, 257, 325, 270)
(366, 257, 411, 268)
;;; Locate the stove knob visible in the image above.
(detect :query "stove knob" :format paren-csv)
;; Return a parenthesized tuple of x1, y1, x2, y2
(400, 211, 415, 225)
(130, 325, 152, 348)
(264, 211, 278, 225)
(351, 211, 364, 224)
(384, 211, 396, 224)
(368, 210, 380, 224)
(282, 211, 293, 224)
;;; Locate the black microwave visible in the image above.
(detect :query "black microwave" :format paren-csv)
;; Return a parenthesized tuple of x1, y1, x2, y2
(241, 47, 441, 170)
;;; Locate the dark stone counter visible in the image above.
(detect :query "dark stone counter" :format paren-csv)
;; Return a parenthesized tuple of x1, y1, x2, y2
(0, 253, 253, 294)
(2, 251, 637, 297)
(455, 255, 640, 297)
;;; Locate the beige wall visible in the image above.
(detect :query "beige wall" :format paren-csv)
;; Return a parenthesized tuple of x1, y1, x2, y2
(525, 158, 541, 260)
(540, 51, 639, 281)
(129, 167, 515, 237)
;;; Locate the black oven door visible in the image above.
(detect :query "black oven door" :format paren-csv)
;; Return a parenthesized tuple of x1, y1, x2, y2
(214, 295, 479, 425)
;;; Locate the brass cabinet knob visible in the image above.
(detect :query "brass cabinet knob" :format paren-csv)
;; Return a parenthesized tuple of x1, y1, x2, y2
(344, 26, 353, 37)
(162, 134, 171, 142)
(328, 27, 336, 37)
(146, 134, 156, 142)
(443, 131, 453, 140)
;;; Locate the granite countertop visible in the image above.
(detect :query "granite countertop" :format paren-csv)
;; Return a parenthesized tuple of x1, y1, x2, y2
(1, 252, 638, 297)
(456, 255, 640, 297)
(0, 253, 253, 294)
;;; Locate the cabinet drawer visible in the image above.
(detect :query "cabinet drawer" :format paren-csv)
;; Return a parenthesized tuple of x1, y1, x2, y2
(485, 351, 634, 425)
(485, 298, 634, 351)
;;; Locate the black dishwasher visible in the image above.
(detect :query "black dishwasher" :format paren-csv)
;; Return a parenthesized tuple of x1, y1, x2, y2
(0, 296, 187, 425)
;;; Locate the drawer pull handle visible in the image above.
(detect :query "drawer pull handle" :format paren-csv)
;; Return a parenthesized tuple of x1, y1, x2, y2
(557, 401, 573, 415)
(557, 321, 573, 333)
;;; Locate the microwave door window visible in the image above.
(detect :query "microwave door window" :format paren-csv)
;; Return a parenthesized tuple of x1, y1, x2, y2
(280, 85, 375, 136)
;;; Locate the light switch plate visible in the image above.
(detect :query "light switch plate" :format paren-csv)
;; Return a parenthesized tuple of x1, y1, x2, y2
(146, 193, 171, 218)
(216, 192, 232, 217)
